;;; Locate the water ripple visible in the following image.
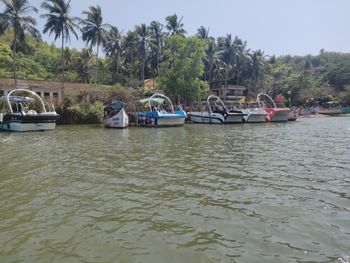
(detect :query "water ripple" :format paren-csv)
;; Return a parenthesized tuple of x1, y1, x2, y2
(1, 118, 350, 262)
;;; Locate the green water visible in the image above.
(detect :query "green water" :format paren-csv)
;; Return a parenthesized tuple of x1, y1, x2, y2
(0, 117, 350, 263)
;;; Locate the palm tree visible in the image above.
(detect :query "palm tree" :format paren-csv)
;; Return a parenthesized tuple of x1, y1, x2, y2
(149, 20, 163, 76)
(135, 23, 150, 83)
(0, 0, 41, 86)
(204, 39, 221, 86)
(73, 48, 92, 83)
(80, 5, 110, 84)
(104, 26, 123, 83)
(196, 26, 209, 40)
(233, 36, 249, 85)
(249, 49, 266, 90)
(218, 34, 237, 79)
(165, 13, 186, 36)
(41, 0, 79, 91)
(123, 30, 138, 80)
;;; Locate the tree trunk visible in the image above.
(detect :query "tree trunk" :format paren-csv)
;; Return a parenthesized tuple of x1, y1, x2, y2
(156, 41, 160, 75)
(224, 78, 228, 103)
(12, 32, 18, 87)
(208, 64, 213, 88)
(141, 56, 145, 84)
(61, 30, 65, 96)
(115, 54, 119, 82)
(95, 44, 99, 84)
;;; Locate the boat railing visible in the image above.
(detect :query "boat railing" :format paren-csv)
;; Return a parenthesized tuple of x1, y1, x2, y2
(7, 89, 47, 114)
(257, 93, 277, 108)
(45, 102, 56, 113)
(148, 93, 175, 113)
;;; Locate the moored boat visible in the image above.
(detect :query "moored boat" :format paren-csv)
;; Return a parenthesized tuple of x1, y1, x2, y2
(257, 93, 290, 122)
(188, 95, 245, 124)
(0, 89, 59, 132)
(237, 101, 268, 123)
(288, 107, 299, 121)
(103, 101, 129, 128)
(136, 93, 187, 127)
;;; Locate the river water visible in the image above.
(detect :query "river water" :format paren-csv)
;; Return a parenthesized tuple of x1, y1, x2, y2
(0, 117, 349, 263)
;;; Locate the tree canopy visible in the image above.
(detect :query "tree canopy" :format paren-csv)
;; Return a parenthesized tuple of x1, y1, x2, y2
(0, 4, 349, 104)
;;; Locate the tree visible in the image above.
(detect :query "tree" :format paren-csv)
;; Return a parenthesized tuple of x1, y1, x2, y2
(149, 20, 164, 76)
(104, 26, 123, 83)
(135, 23, 149, 83)
(41, 0, 79, 91)
(196, 26, 209, 40)
(249, 49, 266, 90)
(233, 36, 249, 85)
(80, 5, 110, 84)
(204, 38, 222, 86)
(165, 14, 186, 37)
(72, 48, 92, 83)
(123, 30, 138, 81)
(0, 0, 41, 86)
(217, 34, 237, 83)
(159, 36, 208, 102)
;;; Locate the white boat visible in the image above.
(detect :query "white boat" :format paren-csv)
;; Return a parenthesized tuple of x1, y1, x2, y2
(0, 89, 59, 132)
(103, 101, 129, 128)
(238, 102, 268, 123)
(136, 93, 187, 127)
(188, 95, 245, 124)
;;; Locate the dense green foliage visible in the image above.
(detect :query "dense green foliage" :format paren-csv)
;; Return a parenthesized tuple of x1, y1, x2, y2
(0, 0, 41, 85)
(58, 85, 137, 123)
(159, 36, 208, 102)
(1, 1, 350, 105)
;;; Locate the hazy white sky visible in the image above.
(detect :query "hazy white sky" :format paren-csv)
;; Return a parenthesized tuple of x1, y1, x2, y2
(3, 0, 350, 56)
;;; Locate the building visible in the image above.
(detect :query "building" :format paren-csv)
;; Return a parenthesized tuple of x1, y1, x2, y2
(210, 83, 248, 102)
(0, 78, 88, 106)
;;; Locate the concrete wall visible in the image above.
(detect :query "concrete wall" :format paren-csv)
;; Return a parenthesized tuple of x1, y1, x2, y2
(0, 78, 88, 106)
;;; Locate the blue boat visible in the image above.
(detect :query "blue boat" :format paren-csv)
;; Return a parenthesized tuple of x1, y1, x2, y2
(136, 93, 187, 127)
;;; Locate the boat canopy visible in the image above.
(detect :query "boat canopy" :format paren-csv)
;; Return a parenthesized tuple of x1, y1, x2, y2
(137, 97, 164, 104)
(0, 96, 34, 104)
(137, 93, 175, 113)
(6, 89, 47, 114)
(104, 101, 127, 111)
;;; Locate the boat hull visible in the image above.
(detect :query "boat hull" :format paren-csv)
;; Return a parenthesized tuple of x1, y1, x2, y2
(104, 108, 129, 128)
(138, 109, 187, 127)
(0, 122, 56, 132)
(288, 109, 299, 121)
(225, 113, 244, 123)
(244, 113, 268, 123)
(265, 109, 289, 122)
(188, 112, 224, 124)
(0, 112, 58, 132)
(156, 116, 186, 127)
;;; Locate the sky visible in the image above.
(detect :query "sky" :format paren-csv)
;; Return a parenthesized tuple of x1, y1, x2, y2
(3, 0, 350, 56)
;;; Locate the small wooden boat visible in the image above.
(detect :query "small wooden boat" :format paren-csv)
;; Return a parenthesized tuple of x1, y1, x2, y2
(103, 101, 129, 128)
(136, 93, 187, 127)
(0, 89, 59, 132)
